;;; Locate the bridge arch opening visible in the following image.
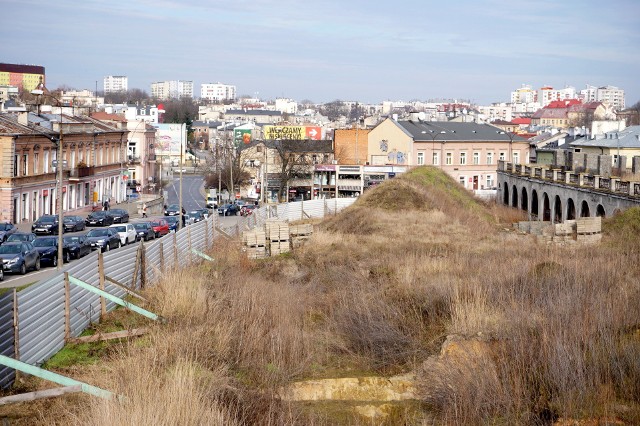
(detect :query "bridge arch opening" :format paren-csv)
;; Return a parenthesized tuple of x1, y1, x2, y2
(521, 187, 529, 212)
(554, 195, 562, 223)
(542, 193, 551, 221)
(566, 198, 576, 220)
(531, 190, 539, 219)
(511, 185, 518, 208)
(503, 182, 509, 205)
(596, 205, 606, 217)
(580, 200, 590, 217)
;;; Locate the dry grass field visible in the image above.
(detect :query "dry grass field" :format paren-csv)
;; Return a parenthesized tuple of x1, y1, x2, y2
(3, 166, 639, 425)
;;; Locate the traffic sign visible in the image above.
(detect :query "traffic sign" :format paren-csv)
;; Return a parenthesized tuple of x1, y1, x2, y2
(136, 185, 142, 192)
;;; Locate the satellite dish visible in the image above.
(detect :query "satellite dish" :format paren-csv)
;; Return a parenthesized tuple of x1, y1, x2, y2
(418, 112, 426, 121)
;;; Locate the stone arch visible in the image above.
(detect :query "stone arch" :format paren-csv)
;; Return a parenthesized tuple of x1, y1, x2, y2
(521, 187, 529, 212)
(542, 193, 551, 221)
(503, 182, 509, 205)
(580, 200, 590, 217)
(554, 195, 562, 223)
(531, 189, 539, 219)
(511, 185, 518, 207)
(566, 198, 576, 221)
(596, 204, 606, 217)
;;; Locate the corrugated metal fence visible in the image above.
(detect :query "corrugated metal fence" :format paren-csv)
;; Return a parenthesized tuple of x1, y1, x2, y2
(0, 215, 216, 389)
(218, 198, 356, 237)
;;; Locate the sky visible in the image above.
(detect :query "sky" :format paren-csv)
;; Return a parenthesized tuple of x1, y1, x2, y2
(2, 0, 639, 106)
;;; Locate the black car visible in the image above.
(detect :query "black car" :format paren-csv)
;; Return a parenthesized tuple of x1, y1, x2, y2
(0, 223, 17, 242)
(32, 215, 60, 235)
(85, 228, 121, 252)
(63, 235, 92, 259)
(164, 204, 181, 216)
(63, 215, 86, 232)
(33, 236, 71, 266)
(187, 210, 205, 224)
(6, 232, 36, 243)
(0, 242, 40, 275)
(218, 203, 239, 216)
(110, 208, 130, 223)
(133, 222, 156, 241)
(164, 216, 179, 232)
(85, 211, 115, 227)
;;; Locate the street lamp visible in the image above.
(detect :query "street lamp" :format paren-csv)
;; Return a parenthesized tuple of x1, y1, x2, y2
(421, 129, 447, 167)
(31, 89, 64, 269)
(497, 130, 515, 163)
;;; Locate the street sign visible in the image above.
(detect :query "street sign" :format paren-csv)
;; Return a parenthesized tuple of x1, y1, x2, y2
(136, 185, 142, 192)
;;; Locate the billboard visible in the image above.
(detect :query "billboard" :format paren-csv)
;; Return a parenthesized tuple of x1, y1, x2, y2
(154, 123, 186, 156)
(234, 128, 252, 145)
(263, 126, 322, 140)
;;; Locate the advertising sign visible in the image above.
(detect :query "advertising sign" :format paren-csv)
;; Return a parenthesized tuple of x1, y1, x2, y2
(154, 123, 186, 156)
(263, 126, 322, 141)
(234, 128, 252, 145)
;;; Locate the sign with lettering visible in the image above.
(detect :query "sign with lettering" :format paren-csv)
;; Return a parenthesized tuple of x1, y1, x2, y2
(263, 126, 322, 141)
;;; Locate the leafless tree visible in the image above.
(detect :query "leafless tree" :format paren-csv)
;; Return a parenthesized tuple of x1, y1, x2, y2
(270, 140, 313, 202)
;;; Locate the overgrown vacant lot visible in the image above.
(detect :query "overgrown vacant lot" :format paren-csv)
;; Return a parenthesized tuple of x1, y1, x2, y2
(5, 166, 640, 425)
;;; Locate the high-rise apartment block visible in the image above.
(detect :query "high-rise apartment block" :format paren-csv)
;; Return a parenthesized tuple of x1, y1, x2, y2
(103, 75, 128, 93)
(151, 80, 193, 99)
(537, 86, 577, 107)
(580, 85, 625, 110)
(200, 82, 236, 102)
(510, 85, 537, 104)
(0, 63, 45, 91)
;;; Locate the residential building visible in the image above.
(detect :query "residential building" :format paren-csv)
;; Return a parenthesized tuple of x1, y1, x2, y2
(59, 89, 104, 114)
(103, 104, 162, 124)
(223, 109, 282, 125)
(0, 63, 45, 92)
(570, 126, 640, 169)
(334, 128, 370, 165)
(580, 85, 625, 110)
(0, 112, 127, 224)
(367, 115, 529, 191)
(200, 82, 236, 102)
(511, 84, 537, 103)
(274, 98, 298, 114)
(151, 80, 193, 99)
(103, 75, 128, 93)
(531, 100, 582, 129)
(538, 86, 577, 107)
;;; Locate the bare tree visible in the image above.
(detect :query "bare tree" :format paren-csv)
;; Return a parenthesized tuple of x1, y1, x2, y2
(270, 140, 313, 202)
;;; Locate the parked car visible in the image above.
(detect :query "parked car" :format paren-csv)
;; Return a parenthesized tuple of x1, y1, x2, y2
(240, 205, 257, 217)
(85, 211, 115, 227)
(196, 207, 212, 219)
(218, 203, 239, 216)
(109, 223, 137, 245)
(164, 204, 181, 216)
(63, 215, 86, 232)
(63, 235, 92, 259)
(85, 228, 121, 252)
(206, 196, 217, 209)
(133, 222, 156, 241)
(150, 218, 170, 238)
(163, 216, 179, 232)
(0, 223, 17, 242)
(32, 215, 60, 235)
(187, 210, 205, 224)
(33, 236, 70, 266)
(236, 200, 247, 209)
(6, 232, 36, 243)
(0, 242, 40, 275)
(110, 208, 130, 223)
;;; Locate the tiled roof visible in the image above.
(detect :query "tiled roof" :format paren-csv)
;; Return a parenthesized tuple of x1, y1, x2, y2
(512, 117, 531, 125)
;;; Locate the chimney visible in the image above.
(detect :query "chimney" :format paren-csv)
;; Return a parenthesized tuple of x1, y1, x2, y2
(18, 112, 28, 126)
(392, 113, 398, 121)
(409, 111, 420, 122)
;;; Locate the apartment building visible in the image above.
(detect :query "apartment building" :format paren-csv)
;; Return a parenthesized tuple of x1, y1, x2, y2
(151, 80, 194, 99)
(0, 63, 45, 92)
(580, 85, 625, 110)
(538, 86, 577, 107)
(0, 112, 127, 224)
(103, 75, 128, 93)
(200, 82, 236, 102)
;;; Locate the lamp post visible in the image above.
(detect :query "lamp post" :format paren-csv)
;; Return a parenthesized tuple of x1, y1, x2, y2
(497, 130, 515, 164)
(421, 130, 447, 167)
(32, 89, 64, 269)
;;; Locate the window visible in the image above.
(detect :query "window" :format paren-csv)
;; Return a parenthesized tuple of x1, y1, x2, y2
(22, 154, 28, 176)
(44, 151, 49, 173)
(459, 176, 466, 187)
(417, 152, 424, 165)
(499, 152, 506, 161)
(486, 152, 493, 165)
(432, 152, 439, 165)
(486, 175, 494, 188)
(14, 155, 18, 177)
(513, 152, 520, 164)
(445, 152, 452, 165)
(459, 152, 466, 165)
(473, 152, 479, 165)
(34, 153, 39, 174)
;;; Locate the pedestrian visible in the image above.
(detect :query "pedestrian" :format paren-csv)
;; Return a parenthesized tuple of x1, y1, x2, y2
(181, 207, 186, 228)
(142, 203, 148, 218)
(102, 199, 108, 211)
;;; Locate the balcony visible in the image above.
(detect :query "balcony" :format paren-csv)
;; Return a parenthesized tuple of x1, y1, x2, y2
(128, 155, 141, 164)
(69, 166, 95, 179)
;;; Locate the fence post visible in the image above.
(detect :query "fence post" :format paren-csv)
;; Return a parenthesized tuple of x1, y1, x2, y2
(64, 272, 70, 341)
(204, 222, 209, 249)
(187, 226, 192, 251)
(173, 232, 178, 264)
(140, 242, 147, 290)
(131, 241, 142, 290)
(13, 288, 20, 381)
(159, 242, 164, 272)
(98, 252, 106, 317)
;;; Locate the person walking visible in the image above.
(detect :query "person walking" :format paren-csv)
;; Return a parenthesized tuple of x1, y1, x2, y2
(181, 207, 186, 228)
(142, 203, 148, 218)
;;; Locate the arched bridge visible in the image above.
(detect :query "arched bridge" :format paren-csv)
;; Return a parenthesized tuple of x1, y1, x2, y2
(497, 161, 640, 223)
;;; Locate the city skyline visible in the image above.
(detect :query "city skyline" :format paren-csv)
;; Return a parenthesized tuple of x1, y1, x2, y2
(2, 0, 639, 105)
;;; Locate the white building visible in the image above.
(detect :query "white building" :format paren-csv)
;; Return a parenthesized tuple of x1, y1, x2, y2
(200, 82, 236, 102)
(510, 84, 537, 103)
(103, 75, 128, 93)
(60, 89, 104, 111)
(151, 80, 194, 99)
(274, 98, 297, 114)
(103, 104, 162, 124)
(537, 86, 577, 106)
(580, 85, 625, 110)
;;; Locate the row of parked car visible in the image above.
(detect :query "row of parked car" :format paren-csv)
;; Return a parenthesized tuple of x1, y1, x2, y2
(27, 208, 133, 236)
(0, 216, 181, 281)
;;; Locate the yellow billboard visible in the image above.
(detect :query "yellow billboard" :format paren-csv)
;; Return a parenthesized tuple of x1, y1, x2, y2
(263, 125, 306, 140)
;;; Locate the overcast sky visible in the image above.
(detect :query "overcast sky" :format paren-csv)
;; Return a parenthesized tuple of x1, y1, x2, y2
(2, 0, 639, 106)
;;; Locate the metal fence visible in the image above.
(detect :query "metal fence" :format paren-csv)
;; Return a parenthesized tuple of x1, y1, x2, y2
(0, 215, 216, 389)
(218, 198, 357, 237)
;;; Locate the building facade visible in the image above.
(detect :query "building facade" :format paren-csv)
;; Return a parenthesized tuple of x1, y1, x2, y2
(151, 81, 194, 99)
(0, 63, 46, 92)
(200, 83, 236, 102)
(103, 76, 128, 94)
(580, 85, 625, 110)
